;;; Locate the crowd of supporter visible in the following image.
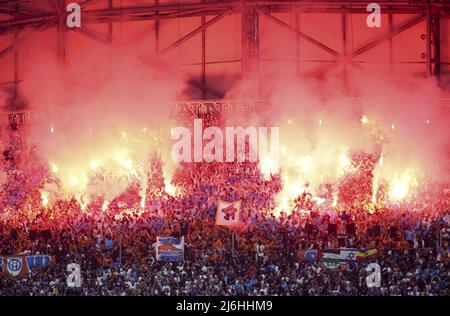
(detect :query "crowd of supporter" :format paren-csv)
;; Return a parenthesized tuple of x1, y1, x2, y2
(0, 115, 449, 296)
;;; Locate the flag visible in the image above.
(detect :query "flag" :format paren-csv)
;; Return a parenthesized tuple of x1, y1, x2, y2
(25, 255, 55, 271)
(298, 250, 317, 263)
(6, 257, 23, 277)
(215, 200, 241, 227)
(105, 238, 114, 250)
(356, 248, 378, 261)
(153, 236, 184, 261)
(317, 249, 357, 269)
(337, 223, 347, 237)
(0, 255, 55, 277)
(340, 248, 358, 261)
(305, 250, 318, 262)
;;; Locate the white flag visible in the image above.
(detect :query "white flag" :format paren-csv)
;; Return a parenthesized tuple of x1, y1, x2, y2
(215, 200, 241, 227)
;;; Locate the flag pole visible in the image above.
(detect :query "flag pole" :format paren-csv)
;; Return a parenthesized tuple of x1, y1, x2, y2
(231, 232, 235, 257)
(119, 229, 122, 265)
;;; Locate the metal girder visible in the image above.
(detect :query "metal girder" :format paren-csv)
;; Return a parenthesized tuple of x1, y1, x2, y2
(351, 14, 424, 58)
(0, 7, 42, 18)
(155, 0, 160, 52)
(0, 1, 447, 36)
(0, 30, 32, 61)
(243, 5, 260, 75)
(0, 41, 15, 60)
(137, 6, 231, 97)
(424, 0, 442, 77)
(258, 8, 362, 75)
(0, 0, 447, 87)
(258, 9, 340, 57)
(426, 1, 433, 76)
(73, 25, 112, 44)
(201, 1, 206, 99)
(140, 10, 232, 66)
(0, 15, 57, 36)
(0, 80, 22, 87)
(305, 61, 339, 77)
(56, 0, 66, 64)
(80, 0, 104, 9)
(0, 21, 52, 66)
(241, 3, 260, 96)
(432, 12, 441, 77)
(108, 0, 113, 44)
(188, 79, 224, 99)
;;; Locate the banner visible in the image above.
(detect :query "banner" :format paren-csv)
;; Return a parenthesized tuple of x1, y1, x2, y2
(169, 100, 270, 118)
(297, 250, 317, 263)
(336, 223, 347, 238)
(315, 248, 379, 269)
(153, 236, 185, 261)
(317, 249, 355, 269)
(215, 200, 241, 227)
(0, 255, 55, 277)
(356, 248, 378, 261)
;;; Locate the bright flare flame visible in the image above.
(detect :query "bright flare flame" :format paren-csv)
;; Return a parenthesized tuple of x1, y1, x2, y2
(361, 115, 369, 125)
(389, 175, 411, 201)
(300, 155, 312, 174)
(339, 154, 350, 168)
(90, 160, 99, 170)
(140, 195, 146, 209)
(102, 200, 109, 212)
(312, 196, 326, 205)
(165, 180, 176, 196)
(338, 153, 352, 175)
(260, 156, 279, 179)
(41, 191, 49, 207)
(122, 159, 133, 169)
(371, 181, 378, 203)
(332, 194, 338, 207)
(70, 176, 79, 186)
(275, 182, 304, 215)
(51, 163, 58, 173)
(76, 194, 89, 211)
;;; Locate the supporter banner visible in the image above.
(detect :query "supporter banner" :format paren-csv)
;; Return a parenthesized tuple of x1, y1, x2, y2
(215, 200, 241, 227)
(297, 250, 317, 263)
(317, 249, 357, 269)
(336, 223, 348, 237)
(0, 255, 55, 277)
(356, 248, 378, 261)
(313, 248, 379, 269)
(153, 236, 185, 261)
(169, 100, 270, 117)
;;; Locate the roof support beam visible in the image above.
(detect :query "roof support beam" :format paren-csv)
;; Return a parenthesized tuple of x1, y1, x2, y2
(258, 9, 340, 57)
(140, 10, 232, 65)
(0, 0, 441, 36)
(73, 25, 112, 44)
(352, 14, 424, 58)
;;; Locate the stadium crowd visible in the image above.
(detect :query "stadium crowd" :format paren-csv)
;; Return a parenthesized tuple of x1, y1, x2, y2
(0, 117, 449, 296)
